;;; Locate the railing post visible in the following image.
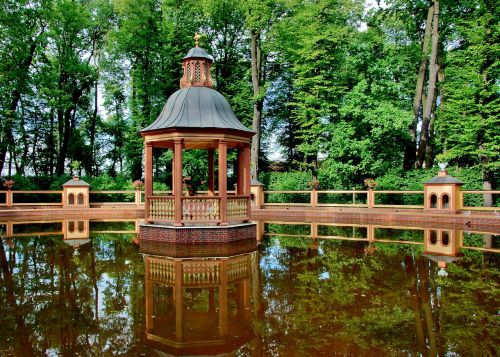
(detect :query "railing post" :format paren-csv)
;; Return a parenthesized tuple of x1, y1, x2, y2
(368, 189, 375, 208)
(6, 190, 12, 207)
(311, 189, 318, 208)
(6, 222, 13, 237)
(311, 222, 318, 238)
(135, 190, 141, 205)
(367, 225, 375, 243)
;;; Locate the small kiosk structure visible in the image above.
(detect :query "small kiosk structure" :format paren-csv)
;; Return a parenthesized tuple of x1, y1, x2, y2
(423, 228, 463, 269)
(62, 176, 90, 208)
(139, 35, 255, 243)
(424, 164, 463, 213)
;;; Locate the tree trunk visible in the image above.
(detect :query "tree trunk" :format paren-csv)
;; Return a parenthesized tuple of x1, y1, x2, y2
(250, 29, 264, 180)
(49, 108, 55, 178)
(0, 238, 35, 355)
(56, 107, 72, 176)
(89, 81, 99, 176)
(0, 40, 37, 175)
(416, 0, 439, 169)
(404, 4, 434, 170)
(482, 167, 493, 207)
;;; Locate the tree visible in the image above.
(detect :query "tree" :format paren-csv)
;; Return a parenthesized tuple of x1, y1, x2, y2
(415, 0, 440, 169)
(435, 0, 499, 202)
(0, 0, 46, 175)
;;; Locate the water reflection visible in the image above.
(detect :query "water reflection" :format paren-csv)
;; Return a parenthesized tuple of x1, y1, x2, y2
(0, 229, 146, 356)
(141, 241, 259, 355)
(0, 220, 498, 356)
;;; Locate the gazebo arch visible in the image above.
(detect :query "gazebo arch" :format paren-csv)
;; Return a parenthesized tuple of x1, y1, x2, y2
(140, 35, 254, 235)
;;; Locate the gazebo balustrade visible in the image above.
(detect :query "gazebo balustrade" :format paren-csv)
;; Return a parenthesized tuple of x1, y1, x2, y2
(147, 193, 250, 224)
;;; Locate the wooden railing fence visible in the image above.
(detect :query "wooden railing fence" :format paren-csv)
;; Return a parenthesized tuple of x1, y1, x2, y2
(0, 189, 498, 212)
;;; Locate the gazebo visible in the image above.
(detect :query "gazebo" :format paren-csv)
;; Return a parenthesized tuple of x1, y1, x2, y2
(139, 35, 256, 243)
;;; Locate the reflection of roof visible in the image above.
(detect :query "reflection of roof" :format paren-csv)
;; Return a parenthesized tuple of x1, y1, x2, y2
(140, 87, 253, 134)
(423, 253, 462, 263)
(63, 238, 91, 248)
(425, 175, 463, 185)
(63, 177, 90, 187)
(148, 332, 255, 357)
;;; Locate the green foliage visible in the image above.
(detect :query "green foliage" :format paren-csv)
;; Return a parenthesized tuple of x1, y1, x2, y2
(318, 225, 367, 238)
(261, 171, 311, 190)
(435, 0, 500, 177)
(0, 0, 497, 193)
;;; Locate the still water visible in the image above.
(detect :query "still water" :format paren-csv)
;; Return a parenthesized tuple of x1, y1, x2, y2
(0, 220, 499, 356)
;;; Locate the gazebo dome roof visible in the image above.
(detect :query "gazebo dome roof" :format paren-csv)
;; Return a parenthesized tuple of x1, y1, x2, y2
(141, 35, 252, 136)
(141, 86, 253, 134)
(182, 46, 213, 61)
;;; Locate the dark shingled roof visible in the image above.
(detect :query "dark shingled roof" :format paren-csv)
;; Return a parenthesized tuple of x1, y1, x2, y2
(63, 177, 90, 187)
(425, 175, 463, 185)
(251, 179, 265, 186)
(64, 239, 91, 248)
(182, 47, 213, 61)
(141, 87, 253, 133)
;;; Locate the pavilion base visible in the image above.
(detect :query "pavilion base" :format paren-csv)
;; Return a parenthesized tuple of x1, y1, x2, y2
(139, 222, 257, 244)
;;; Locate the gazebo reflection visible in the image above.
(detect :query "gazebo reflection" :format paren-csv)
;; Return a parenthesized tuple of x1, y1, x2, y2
(141, 241, 259, 355)
(423, 228, 463, 270)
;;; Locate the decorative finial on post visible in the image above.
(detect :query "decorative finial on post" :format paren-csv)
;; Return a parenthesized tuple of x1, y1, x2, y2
(438, 162, 448, 171)
(438, 162, 448, 177)
(194, 32, 201, 47)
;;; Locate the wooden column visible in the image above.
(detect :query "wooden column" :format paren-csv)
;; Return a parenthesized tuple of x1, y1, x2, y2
(175, 260, 183, 341)
(243, 144, 251, 220)
(208, 149, 214, 196)
(174, 139, 183, 226)
(144, 142, 153, 221)
(171, 147, 175, 193)
(237, 148, 244, 195)
(219, 260, 228, 336)
(218, 140, 228, 225)
(145, 259, 153, 332)
(242, 278, 251, 320)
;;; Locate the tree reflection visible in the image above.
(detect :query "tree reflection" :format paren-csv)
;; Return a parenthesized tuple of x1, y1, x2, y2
(256, 236, 500, 356)
(0, 229, 498, 356)
(0, 234, 147, 356)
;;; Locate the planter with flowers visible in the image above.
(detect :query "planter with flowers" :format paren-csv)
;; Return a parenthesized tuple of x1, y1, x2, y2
(364, 178, 377, 208)
(132, 180, 144, 205)
(364, 178, 378, 190)
(2, 179, 15, 207)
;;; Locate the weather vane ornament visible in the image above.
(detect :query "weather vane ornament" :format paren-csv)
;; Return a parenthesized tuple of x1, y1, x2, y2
(438, 162, 448, 171)
(194, 32, 201, 47)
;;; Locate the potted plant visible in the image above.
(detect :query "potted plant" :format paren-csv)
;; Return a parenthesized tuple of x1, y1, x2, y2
(308, 178, 320, 190)
(132, 180, 144, 191)
(364, 178, 378, 190)
(3, 179, 15, 190)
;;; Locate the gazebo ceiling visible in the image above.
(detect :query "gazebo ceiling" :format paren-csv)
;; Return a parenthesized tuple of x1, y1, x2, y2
(144, 130, 252, 149)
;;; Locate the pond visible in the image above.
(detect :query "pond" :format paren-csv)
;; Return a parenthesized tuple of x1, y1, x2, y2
(0, 220, 499, 356)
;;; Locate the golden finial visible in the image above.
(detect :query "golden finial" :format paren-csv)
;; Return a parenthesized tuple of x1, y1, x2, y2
(194, 32, 201, 47)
